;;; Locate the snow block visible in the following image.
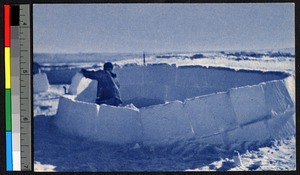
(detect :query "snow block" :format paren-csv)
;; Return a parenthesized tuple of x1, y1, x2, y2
(75, 80, 97, 103)
(262, 80, 294, 115)
(54, 96, 99, 138)
(144, 64, 176, 86)
(227, 120, 271, 143)
(119, 84, 143, 101)
(284, 76, 295, 104)
(95, 105, 142, 144)
(68, 72, 92, 95)
(166, 85, 203, 102)
(140, 101, 193, 144)
(140, 83, 167, 101)
(185, 92, 238, 138)
(267, 110, 295, 140)
(33, 73, 49, 93)
(232, 70, 265, 87)
(45, 68, 79, 84)
(203, 67, 236, 92)
(115, 64, 145, 86)
(176, 66, 207, 87)
(197, 133, 225, 145)
(229, 85, 268, 125)
(263, 71, 289, 82)
(165, 85, 186, 101)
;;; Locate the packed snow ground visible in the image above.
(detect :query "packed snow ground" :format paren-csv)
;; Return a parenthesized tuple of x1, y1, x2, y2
(34, 49, 296, 172)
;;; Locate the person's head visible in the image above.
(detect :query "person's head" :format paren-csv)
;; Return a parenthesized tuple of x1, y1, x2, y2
(104, 62, 113, 71)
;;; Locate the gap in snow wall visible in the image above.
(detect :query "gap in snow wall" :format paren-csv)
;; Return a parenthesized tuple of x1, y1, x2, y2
(55, 64, 295, 145)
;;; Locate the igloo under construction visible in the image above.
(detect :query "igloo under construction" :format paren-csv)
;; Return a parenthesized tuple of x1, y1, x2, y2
(54, 64, 295, 145)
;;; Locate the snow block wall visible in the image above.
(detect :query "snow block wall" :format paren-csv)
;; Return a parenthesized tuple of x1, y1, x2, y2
(54, 96, 99, 138)
(185, 92, 237, 138)
(55, 96, 142, 144)
(140, 101, 193, 144)
(230, 85, 268, 125)
(95, 105, 142, 144)
(71, 64, 290, 105)
(262, 80, 294, 115)
(55, 64, 295, 145)
(33, 73, 50, 93)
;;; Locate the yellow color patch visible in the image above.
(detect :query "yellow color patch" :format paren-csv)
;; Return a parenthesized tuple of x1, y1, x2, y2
(5, 47, 11, 89)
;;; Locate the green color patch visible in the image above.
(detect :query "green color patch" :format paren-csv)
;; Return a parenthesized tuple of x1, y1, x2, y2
(5, 90, 12, 131)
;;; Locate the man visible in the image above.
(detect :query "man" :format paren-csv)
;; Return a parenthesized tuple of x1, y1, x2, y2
(81, 62, 122, 106)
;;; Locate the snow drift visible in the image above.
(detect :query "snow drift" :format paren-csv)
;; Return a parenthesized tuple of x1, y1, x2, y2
(54, 64, 295, 146)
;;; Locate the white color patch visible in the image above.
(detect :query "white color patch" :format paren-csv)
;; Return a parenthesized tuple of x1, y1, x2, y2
(140, 101, 193, 144)
(95, 105, 142, 144)
(33, 73, 49, 93)
(229, 85, 268, 125)
(185, 92, 237, 138)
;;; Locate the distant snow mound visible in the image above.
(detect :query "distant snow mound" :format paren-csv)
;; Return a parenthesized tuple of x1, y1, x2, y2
(34, 73, 50, 93)
(55, 64, 295, 146)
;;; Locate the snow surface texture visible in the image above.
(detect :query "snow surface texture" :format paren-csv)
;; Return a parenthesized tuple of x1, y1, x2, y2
(55, 65, 295, 145)
(33, 73, 50, 93)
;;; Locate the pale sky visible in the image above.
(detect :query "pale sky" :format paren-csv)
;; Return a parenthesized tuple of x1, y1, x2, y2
(33, 3, 295, 53)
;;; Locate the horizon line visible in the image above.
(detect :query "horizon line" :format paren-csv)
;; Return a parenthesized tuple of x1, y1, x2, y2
(33, 47, 295, 55)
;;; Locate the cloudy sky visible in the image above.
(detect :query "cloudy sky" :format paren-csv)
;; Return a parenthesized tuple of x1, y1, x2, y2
(33, 3, 294, 53)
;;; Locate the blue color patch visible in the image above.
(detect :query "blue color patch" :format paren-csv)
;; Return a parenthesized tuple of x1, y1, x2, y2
(6, 132, 13, 171)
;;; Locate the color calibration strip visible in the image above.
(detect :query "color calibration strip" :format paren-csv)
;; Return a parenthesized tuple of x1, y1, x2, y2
(5, 4, 13, 171)
(4, 4, 32, 171)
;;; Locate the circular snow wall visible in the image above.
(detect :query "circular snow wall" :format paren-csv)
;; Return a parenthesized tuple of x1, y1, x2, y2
(113, 64, 290, 107)
(55, 64, 295, 145)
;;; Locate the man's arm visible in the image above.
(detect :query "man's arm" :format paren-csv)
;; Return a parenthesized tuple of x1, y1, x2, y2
(81, 69, 100, 80)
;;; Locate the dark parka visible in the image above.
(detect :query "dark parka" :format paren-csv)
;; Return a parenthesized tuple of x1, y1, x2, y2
(81, 69, 122, 106)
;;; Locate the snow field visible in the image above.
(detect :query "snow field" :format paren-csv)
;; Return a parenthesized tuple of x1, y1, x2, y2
(33, 73, 50, 93)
